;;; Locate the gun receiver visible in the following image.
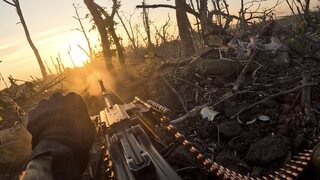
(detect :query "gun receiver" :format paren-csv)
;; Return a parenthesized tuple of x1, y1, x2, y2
(96, 80, 181, 180)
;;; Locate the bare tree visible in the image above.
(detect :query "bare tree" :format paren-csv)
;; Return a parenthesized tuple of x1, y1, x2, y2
(2, 0, 47, 78)
(154, 14, 172, 45)
(56, 57, 63, 74)
(78, 44, 92, 63)
(116, 11, 139, 57)
(142, 0, 153, 50)
(50, 56, 59, 74)
(95, 1, 126, 66)
(137, 0, 281, 48)
(58, 53, 65, 71)
(44, 60, 53, 75)
(137, 0, 196, 57)
(72, 3, 94, 62)
(67, 45, 76, 68)
(285, 0, 312, 27)
(236, 0, 281, 28)
(84, 0, 113, 70)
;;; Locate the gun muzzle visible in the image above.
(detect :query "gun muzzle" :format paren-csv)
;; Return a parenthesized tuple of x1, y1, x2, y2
(98, 80, 114, 109)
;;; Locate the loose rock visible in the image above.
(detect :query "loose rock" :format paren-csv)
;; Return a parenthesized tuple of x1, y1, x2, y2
(244, 135, 289, 165)
(219, 121, 242, 139)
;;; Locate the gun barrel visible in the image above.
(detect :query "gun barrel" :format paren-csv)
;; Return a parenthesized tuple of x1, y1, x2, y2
(98, 80, 114, 108)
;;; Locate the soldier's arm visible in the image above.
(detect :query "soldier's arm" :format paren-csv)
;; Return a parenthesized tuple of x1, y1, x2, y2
(24, 93, 96, 179)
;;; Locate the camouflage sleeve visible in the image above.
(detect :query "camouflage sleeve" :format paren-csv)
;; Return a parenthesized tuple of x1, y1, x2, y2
(20, 156, 54, 180)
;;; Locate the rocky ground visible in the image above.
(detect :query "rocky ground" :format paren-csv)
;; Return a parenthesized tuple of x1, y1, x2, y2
(152, 24, 320, 178)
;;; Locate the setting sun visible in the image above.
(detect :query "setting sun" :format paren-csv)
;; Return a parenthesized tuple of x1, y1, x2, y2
(65, 39, 88, 67)
(69, 43, 89, 67)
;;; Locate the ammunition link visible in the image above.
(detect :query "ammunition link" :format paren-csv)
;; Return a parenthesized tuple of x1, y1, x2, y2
(147, 100, 171, 114)
(102, 145, 116, 179)
(159, 116, 240, 180)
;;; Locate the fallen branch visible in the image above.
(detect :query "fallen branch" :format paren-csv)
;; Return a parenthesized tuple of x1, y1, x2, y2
(36, 75, 65, 95)
(161, 76, 189, 115)
(213, 90, 269, 107)
(171, 103, 209, 124)
(231, 83, 318, 119)
(233, 50, 258, 91)
(171, 76, 205, 92)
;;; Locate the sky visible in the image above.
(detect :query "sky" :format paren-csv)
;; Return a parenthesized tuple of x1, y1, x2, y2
(0, 0, 318, 89)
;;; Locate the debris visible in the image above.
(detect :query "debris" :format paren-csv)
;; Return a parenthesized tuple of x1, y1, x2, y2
(231, 83, 317, 119)
(219, 121, 242, 139)
(270, 52, 290, 66)
(0, 124, 31, 174)
(216, 151, 251, 174)
(171, 103, 210, 124)
(226, 130, 262, 156)
(258, 115, 270, 122)
(233, 50, 258, 91)
(244, 135, 289, 165)
(293, 133, 306, 148)
(161, 76, 189, 115)
(190, 58, 242, 77)
(200, 106, 219, 121)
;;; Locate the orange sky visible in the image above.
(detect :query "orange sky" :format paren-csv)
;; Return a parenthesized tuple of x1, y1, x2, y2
(0, 0, 318, 89)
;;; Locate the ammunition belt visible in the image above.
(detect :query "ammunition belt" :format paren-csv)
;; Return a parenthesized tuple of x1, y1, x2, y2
(150, 102, 316, 180)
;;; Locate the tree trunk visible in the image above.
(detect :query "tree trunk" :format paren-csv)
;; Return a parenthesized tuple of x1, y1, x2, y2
(84, 0, 113, 70)
(95, 6, 126, 66)
(175, 0, 196, 57)
(15, 0, 47, 78)
(94, 5, 126, 73)
(142, 1, 153, 50)
(109, 25, 125, 65)
(199, 0, 208, 45)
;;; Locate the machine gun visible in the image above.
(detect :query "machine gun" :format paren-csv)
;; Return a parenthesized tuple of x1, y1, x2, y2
(87, 80, 182, 180)
(85, 80, 315, 180)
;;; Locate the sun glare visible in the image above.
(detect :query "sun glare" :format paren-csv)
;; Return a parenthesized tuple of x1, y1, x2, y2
(68, 40, 89, 67)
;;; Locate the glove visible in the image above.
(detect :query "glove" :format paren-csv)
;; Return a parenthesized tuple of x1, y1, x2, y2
(27, 92, 96, 180)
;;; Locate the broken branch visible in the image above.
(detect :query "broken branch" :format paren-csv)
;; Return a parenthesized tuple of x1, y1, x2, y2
(171, 76, 205, 92)
(233, 50, 258, 91)
(2, 0, 15, 6)
(231, 83, 318, 119)
(161, 76, 189, 115)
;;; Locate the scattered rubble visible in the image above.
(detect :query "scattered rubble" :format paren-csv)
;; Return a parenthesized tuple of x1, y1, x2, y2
(149, 20, 320, 177)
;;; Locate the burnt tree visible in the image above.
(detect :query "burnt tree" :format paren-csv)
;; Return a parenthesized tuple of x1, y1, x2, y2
(137, 0, 196, 57)
(84, 0, 113, 70)
(3, 0, 47, 78)
(175, 0, 196, 57)
(142, 0, 153, 50)
(95, 1, 126, 66)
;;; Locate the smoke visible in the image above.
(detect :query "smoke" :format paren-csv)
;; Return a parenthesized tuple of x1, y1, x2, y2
(60, 59, 131, 115)
(62, 59, 117, 97)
